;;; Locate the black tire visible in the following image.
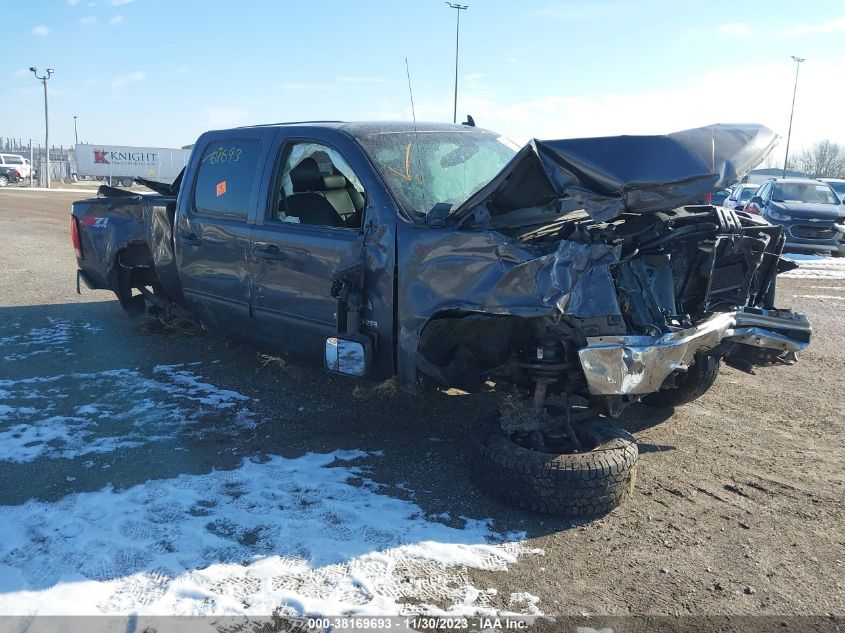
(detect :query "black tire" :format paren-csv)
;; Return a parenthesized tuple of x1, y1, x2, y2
(470, 418, 638, 517)
(0, 175, 8, 187)
(121, 178, 134, 187)
(645, 356, 720, 408)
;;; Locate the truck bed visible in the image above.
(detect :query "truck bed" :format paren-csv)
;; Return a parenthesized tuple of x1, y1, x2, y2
(72, 192, 183, 312)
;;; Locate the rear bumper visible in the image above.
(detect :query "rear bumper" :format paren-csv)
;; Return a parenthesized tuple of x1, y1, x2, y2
(578, 308, 811, 396)
(76, 267, 109, 292)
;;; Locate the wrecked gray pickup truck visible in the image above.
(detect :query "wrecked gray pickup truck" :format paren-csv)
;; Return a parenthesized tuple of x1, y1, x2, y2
(71, 121, 811, 517)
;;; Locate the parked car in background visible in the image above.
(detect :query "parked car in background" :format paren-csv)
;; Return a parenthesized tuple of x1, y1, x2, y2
(744, 178, 845, 256)
(0, 165, 23, 187)
(710, 188, 731, 206)
(0, 153, 31, 179)
(724, 183, 760, 210)
(819, 178, 845, 202)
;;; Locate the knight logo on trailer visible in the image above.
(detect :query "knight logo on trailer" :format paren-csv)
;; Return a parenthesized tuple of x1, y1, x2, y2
(91, 148, 158, 166)
(75, 143, 191, 181)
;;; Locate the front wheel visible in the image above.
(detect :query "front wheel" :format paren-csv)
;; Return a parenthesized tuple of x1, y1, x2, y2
(470, 418, 638, 517)
(645, 355, 720, 408)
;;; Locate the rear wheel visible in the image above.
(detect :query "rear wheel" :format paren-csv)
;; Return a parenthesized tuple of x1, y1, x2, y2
(0, 175, 8, 187)
(470, 416, 638, 517)
(645, 355, 720, 408)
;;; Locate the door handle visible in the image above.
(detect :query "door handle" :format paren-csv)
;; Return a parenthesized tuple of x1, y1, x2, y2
(255, 244, 287, 261)
(180, 232, 202, 246)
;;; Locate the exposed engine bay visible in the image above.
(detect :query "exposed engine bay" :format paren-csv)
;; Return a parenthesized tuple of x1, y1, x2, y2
(408, 123, 812, 421)
(415, 203, 811, 419)
(515, 205, 784, 334)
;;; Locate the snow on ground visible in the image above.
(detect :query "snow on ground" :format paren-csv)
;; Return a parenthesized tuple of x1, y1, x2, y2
(0, 364, 254, 463)
(0, 317, 100, 361)
(0, 317, 542, 619)
(780, 254, 845, 280)
(0, 451, 542, 617)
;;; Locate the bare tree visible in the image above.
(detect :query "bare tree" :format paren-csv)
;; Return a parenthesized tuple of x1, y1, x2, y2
(788, 140, 845, 178)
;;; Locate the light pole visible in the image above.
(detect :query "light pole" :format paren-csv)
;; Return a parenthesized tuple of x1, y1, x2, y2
(446, 2, 468, 124)
(782, 55, 805, 179)
(30, 66, 54, 188)
(74, 115, 79, 145)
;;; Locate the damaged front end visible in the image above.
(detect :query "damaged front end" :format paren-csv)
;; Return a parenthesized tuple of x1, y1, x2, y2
(405, 123, 811, 414)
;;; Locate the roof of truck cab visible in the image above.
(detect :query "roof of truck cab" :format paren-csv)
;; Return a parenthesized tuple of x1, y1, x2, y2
(236, 120, 495, 137)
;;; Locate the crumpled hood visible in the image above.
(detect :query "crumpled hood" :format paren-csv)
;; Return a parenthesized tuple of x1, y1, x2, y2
(453, 123, 778, 225)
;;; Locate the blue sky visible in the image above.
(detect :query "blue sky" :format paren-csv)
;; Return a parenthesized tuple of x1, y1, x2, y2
(3, 0, 844, 163)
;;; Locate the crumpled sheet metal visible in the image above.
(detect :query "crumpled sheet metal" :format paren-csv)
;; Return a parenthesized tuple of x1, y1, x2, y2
(396, 225, 623, 389)
(578, 312, 736, 395)
(578, 309, 810, 396)
(454, 123, 779, 223)
(540, 240, 622, 317)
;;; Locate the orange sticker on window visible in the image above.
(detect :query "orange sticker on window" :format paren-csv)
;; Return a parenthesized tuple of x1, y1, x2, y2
(216, 181, 227, 197)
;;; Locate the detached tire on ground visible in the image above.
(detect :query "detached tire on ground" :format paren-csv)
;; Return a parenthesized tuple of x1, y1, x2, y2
(644, 356, 720, 408)
(470, 419, 638, 517)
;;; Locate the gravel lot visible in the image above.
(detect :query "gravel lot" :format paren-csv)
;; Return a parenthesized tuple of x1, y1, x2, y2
(0, 189, 842, 622)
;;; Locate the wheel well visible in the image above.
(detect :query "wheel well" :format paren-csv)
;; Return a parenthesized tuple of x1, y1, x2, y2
(415, 312, 527, 392)
(110, 243, 157, 316)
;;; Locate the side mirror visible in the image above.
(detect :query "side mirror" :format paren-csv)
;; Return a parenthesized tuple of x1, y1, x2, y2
(325, 335, 372, 377)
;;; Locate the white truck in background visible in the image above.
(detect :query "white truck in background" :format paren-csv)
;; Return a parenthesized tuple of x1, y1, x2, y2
(74, 144, 191, 187)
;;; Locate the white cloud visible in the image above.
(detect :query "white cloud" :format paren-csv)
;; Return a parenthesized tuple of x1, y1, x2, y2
(111, 71, 145, 88)
(79, 15, 97, 24)
(504, 47, 526, 64)
(717, 22, 752, 37)
(67, 0, 80, 5)
(407, 60, 845, 165)
(775, 16, 845, 38)
(32, 25, 50, 36)
(14, 68, 28, 77)
(109, 0, 134, 4)
(109, 14, 124, 24)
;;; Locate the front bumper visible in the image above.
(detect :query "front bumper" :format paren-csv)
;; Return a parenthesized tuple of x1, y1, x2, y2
(770, 218, 845, 254)
(578, 308, 811, 396)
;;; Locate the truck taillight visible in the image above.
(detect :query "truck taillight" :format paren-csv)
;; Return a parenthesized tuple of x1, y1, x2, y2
(71, 216, 83, 259)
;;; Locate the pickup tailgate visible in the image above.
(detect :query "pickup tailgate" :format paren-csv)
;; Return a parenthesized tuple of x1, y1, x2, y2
(72, 193, 180, 300)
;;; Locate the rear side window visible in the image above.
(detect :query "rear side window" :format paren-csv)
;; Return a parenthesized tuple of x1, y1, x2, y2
(194, 139, 262, 220)
(3, 156, 23, 165)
